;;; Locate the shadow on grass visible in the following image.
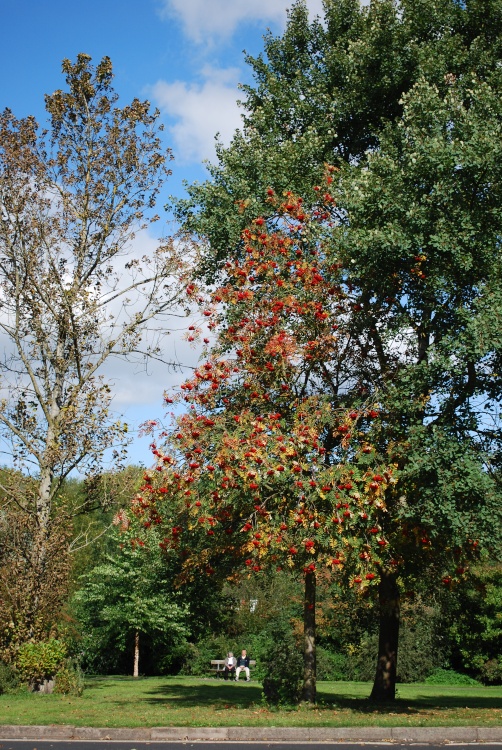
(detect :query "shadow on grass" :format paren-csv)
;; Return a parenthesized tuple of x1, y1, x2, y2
(144, 681, 263, 710)
(84, 677, 502, 715)
(138, 680, 502, 714)
(316, 695, 502, 714)
(83, 675, 147, 690)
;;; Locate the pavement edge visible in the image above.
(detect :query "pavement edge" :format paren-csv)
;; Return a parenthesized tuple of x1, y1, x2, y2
(0, 725, 500, 742)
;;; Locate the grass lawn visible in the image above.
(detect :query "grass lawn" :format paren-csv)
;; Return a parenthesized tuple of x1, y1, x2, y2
(0, 677, 501, 728)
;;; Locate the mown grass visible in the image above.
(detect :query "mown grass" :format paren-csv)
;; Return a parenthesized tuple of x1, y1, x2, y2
(0, 676, 501, 727)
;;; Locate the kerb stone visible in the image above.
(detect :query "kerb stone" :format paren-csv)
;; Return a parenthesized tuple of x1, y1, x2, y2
(312, 727, 391, 741)
(477, 726, 502, 742)
(0, 725, 75, 739)
(391, 726, 478, 743)
(152, 727, 229, 740)
(228, 726, 310, 741)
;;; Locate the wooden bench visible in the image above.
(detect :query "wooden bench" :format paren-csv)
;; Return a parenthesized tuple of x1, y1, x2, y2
(210, 659, 256, 677)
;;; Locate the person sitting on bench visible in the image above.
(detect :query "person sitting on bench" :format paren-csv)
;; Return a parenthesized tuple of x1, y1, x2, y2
(223, 651, 236, 680)
(235, 649, 250, 681)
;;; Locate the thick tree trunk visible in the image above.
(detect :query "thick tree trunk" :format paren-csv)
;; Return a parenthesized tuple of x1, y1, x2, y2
(133, 630, 140, 677)
(370, 570, 400, 701)
(302, 569, 316, 703)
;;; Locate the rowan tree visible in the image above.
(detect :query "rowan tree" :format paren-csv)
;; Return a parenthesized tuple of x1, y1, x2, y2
(0, 54, 190, 634)
(146, 139, 500, 696)
(136, 189, 400, 703)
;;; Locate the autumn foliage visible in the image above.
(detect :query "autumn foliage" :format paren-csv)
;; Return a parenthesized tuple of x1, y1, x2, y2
(134, 175, 399, 590)
(127, 167, 496, 702)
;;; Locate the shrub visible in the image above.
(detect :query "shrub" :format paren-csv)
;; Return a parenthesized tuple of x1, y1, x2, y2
(243, 630, 275, 681)
(396, 622, 445, 683)
(425, 668, 479, 686)
(54, 660, 84, 696)
(16, 639, 67, 685)
(261, 626, 303, 706)
(479, 658, 502, 685)
(179, 635, 240, 676)
(345, 634, 378, 681)
(345, 609, 448, 683)
(156, 641, 194, 675)
(316, 647, 348, 681)
(0, 661, 19, 694)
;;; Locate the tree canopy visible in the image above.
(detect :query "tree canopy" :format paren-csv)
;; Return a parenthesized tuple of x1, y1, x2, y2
(164, 0, 502, 700)
(0, 54, 189, 635)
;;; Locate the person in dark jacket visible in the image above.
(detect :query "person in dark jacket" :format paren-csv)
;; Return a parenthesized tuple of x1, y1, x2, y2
(235, 649, 250, 681)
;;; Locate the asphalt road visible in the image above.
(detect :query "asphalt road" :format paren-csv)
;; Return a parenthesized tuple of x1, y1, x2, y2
(0, 742, 501, 750)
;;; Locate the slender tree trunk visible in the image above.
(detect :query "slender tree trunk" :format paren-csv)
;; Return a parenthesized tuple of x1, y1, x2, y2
(370, 569, 400, 701)
(133, 630, 140, 677)
(28, 377, 63, 633)
(302, 569, 316, 703)
(26, 465, 54, 635)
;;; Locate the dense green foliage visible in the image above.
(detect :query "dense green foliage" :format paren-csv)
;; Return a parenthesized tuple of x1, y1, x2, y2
(72, 525, 188, 675)
(0, 661, 19, 695)
(169, 0, 502, 700)
(174, 0, 502, 266)
(447, 564, 502, 683)
(261, 621, 304, 705)
(425, 668, 479, 686)
(16, 639, 67, 685)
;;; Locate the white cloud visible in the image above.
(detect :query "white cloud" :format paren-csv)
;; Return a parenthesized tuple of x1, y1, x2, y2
(159, 0, 325, 44)
(150, 65, 244, 163)
(95, 229, 201, 408)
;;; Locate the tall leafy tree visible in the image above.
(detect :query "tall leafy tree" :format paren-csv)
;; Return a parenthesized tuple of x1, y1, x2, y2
(170, 0, 502, 701)
(0, 54, 189, 632)
(137, 188, 492, 703)
(332, 72, 502, 698)
(73, 520, 188, 677)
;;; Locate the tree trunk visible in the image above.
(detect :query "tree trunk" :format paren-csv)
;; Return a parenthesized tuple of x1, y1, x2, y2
(302, 569, 316, 703)
(27, 372, 64, 634)
(370, 569, 400, 701)
(133, 630, 140, 677)
(26, 465, 54, 635)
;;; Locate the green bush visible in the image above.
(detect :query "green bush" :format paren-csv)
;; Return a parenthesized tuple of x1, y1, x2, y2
(316, 647, 347, 681)
(479, 657, 502, 685)
(345, 634, 378, 682)
(261, 626, 303, 706)
(178, 635, 240, 676)
(243, 631, 276, 681)
(396, 622, 446, 683)
(54, 660, 84, 696)
(425, 668, 479, 686)
(156, 641, 194, 675)
(0, 661, 19, 694)
(16, 639, 67, 685)
(344, 609, 448, 684)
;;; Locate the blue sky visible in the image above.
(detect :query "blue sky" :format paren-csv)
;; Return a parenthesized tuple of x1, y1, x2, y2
(0, 0, 324, 468)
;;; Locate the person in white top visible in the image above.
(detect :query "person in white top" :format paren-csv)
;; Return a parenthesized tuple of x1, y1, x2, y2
(223, 651, 236, 680)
